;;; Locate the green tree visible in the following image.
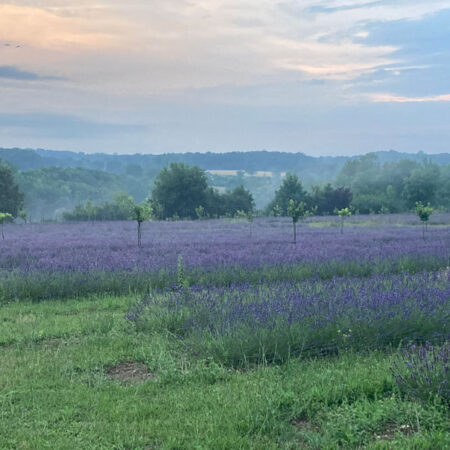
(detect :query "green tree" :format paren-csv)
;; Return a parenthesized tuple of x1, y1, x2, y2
(0, 212, 13, 240)
(132, 202, 153, 247)
(266, 173, 308, 216)
(336, 207, 351, 234)
(0, 160, 24, 217)
(195, 205, 205, 220)
(402, 163, 439, 209)
(18, 209, 27, 223)
(287, 199, 313, 244)
(414, 202, 433, 240)
(223, 185, 254, 216)
(152, 163, 208, 219)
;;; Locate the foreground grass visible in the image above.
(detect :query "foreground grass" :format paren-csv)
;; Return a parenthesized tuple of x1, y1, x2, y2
(1, 296, 448, 449)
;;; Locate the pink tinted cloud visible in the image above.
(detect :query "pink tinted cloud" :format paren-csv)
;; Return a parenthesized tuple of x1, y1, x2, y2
(371, 93, 450, 103)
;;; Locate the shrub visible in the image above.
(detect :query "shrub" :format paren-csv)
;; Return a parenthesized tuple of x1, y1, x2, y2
(391, 342, 449, 405)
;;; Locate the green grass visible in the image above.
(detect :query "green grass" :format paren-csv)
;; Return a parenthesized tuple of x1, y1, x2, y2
(1, 296, 448, 449)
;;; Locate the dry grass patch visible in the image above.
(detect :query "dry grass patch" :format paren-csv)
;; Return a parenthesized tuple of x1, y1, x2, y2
(105, 361, 155, 384)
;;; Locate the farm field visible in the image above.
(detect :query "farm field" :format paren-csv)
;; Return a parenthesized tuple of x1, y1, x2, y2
(1, 215, 449, 449)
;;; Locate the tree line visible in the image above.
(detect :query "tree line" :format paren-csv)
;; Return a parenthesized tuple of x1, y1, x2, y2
(1, 155, 449, 226)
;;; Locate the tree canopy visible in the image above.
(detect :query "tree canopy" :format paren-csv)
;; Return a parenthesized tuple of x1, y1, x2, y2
(152, 163, 254, 219)
(266, 173, 308, 216)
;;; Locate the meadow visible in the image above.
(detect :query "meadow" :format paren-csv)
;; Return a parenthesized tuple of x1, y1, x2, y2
(1, 215, 449, 448)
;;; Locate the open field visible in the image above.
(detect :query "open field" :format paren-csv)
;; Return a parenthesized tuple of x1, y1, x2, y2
(1, 216, 449, 448)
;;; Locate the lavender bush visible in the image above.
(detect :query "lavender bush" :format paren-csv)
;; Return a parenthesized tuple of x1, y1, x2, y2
(391, 342, 449, 405)
(127, 272, 450, 368)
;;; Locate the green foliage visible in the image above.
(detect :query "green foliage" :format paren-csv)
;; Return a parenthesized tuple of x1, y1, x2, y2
(309, 183, 352, 215)
(337, 207, 352, 219)
(0, 212, 13, 223)
(195, 205, 205, 220)
(415, 202, 434, 239)
(266, 173, 308, 216)
(63, 192, 136, 221)
(132, 202, 152, 224)
(336, 155, 449, 213)
(18, 209, 28, 223)
(0, 160, 24, 217)
(287, 199, 314, 243)
(152, 163, 209, 219)
(18, 167, 133, 220)
(0, 212, 13, 239)
(402, 163, 440, 209)
(336, 208, 352, 234)
(152, 163, 254, 220)
(415, 202, 434, 223)
(132, 202, 153, 247)
(176, 255, 189, 289)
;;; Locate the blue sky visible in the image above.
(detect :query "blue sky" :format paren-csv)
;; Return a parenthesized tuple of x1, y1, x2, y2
(0, 0, 449, 155)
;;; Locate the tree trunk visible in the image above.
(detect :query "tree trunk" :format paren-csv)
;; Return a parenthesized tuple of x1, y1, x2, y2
(137, 221, 142, 247)
(293, 220, 296, 244)
(340, 219, 344, 234)
(1, 223, 4, 240)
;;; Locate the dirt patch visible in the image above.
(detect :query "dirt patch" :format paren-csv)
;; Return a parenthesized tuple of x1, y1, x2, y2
(373, 422, 416, 442)
(105, 361, 155, 384)
(292, 417, 321, 448)
(292, 418, 321, 433)
(41, 337, 64, 349)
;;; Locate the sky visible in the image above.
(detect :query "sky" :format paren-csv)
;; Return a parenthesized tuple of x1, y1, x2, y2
(0, 0, 449, 155)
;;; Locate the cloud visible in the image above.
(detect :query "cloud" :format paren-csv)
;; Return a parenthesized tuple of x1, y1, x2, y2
(0, 65, 63, 80)
(0, 4, 126, 52)
(0, 112, 145, 138)
(370, 93, 450, 103)
(1, 0, 449, 94)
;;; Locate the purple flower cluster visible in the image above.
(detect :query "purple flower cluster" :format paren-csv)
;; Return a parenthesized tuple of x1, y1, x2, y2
(391, 342, 449, 404)
(1, 217, 449, 275)
(128, 271, 450, 365)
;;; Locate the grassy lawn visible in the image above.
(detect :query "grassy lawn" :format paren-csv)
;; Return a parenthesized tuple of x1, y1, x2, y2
(1, 296, 448, 449)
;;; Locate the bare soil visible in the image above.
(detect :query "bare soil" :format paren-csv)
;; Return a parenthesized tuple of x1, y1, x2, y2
(105, 361, 155, 384)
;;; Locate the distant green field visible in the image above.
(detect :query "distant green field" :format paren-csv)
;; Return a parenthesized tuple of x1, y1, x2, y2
(1, 295, 448, 449)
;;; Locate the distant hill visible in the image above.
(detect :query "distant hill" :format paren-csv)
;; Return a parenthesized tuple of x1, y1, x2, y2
(1, 147, 449, 175)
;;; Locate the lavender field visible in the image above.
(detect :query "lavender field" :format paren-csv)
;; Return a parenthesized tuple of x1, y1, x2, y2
(1, 215, 449, 302)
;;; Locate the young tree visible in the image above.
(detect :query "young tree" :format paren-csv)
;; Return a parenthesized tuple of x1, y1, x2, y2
(132, 202, 153, 247)
(336, 207, 351, 234)
(0, 160, 24, 217)
(0, 212, 13, 240)
(415, 201, 433, 240)
(287, 199, 313, 244)
(195, 205, 205, 220)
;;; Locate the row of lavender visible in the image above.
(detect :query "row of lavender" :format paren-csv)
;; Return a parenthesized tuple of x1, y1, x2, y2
(1, 217, 449, 301)
(1, 217, 449, 273)
(127, 271, 450, 369)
